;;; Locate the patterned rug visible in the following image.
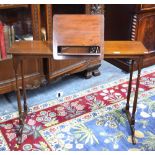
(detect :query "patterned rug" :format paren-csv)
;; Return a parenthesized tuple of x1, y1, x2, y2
(0, 66, 155, 151)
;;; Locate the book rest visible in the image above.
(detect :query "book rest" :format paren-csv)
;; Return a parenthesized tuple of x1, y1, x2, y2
(53, 14, 104, 60)
(9, 40, 148, 145)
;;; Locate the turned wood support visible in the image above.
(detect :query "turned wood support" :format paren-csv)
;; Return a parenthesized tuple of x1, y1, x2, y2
(13, 57, 29, 144)
(131, 58, 143, 125)
(126, 59, 134, 111)
(131, 58, 142, 144)
(123, 57, 143, 145)
(13, 57, 24, 144)
(13, 57, 23, 120)
(21, 60, 28, 114)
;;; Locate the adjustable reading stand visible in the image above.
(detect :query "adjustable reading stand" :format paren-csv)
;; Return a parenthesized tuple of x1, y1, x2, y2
(9, 14, 148, 145)
(53, 14, 104, 60)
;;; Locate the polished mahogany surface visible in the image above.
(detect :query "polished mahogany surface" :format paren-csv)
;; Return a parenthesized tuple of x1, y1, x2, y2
(9, 41, 52, 56)
(53, 15, 104, 59)
(53, 15, 104, 46)
(10, 41, 148, 57)
(104, 41, 148, 56)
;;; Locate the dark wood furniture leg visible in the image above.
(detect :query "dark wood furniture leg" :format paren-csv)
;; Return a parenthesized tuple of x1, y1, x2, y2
(130, 57, 143, 144)
(13, 57, 24, 144)
(21, 60, 28, 115)
(124, 57, 143, 145)
(125, 60, 134, 111)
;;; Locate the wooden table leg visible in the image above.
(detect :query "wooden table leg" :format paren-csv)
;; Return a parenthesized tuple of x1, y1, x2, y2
(21, 60, 28, 115)
(130, 57, 143, 144)
(123, 57, 143, 145)
(13, 57, 23, 144)
(126, 60, 134, 111)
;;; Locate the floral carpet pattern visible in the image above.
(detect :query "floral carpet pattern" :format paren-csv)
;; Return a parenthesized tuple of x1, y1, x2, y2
(0, 67, 155, 151)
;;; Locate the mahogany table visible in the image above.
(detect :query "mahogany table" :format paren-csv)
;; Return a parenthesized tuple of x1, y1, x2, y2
(9, 40, 148, 145)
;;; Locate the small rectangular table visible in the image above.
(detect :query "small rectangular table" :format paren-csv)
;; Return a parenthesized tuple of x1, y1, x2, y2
(9, 40, 148, 144)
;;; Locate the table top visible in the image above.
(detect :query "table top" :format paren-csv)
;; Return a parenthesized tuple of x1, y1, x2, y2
(9, 41, 52, 56)
(9, 40, 148, 57)
(104, 41, 148, 56)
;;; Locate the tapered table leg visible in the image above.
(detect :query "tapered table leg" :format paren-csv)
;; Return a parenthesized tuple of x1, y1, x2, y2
(13, 57, 24, 144)
(126, 60, 134, 111)
(123, 57, 143, 145)
(130, 57, 143, 144)
(123, 60, 134, 113)
(21, 60, 28, 115)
